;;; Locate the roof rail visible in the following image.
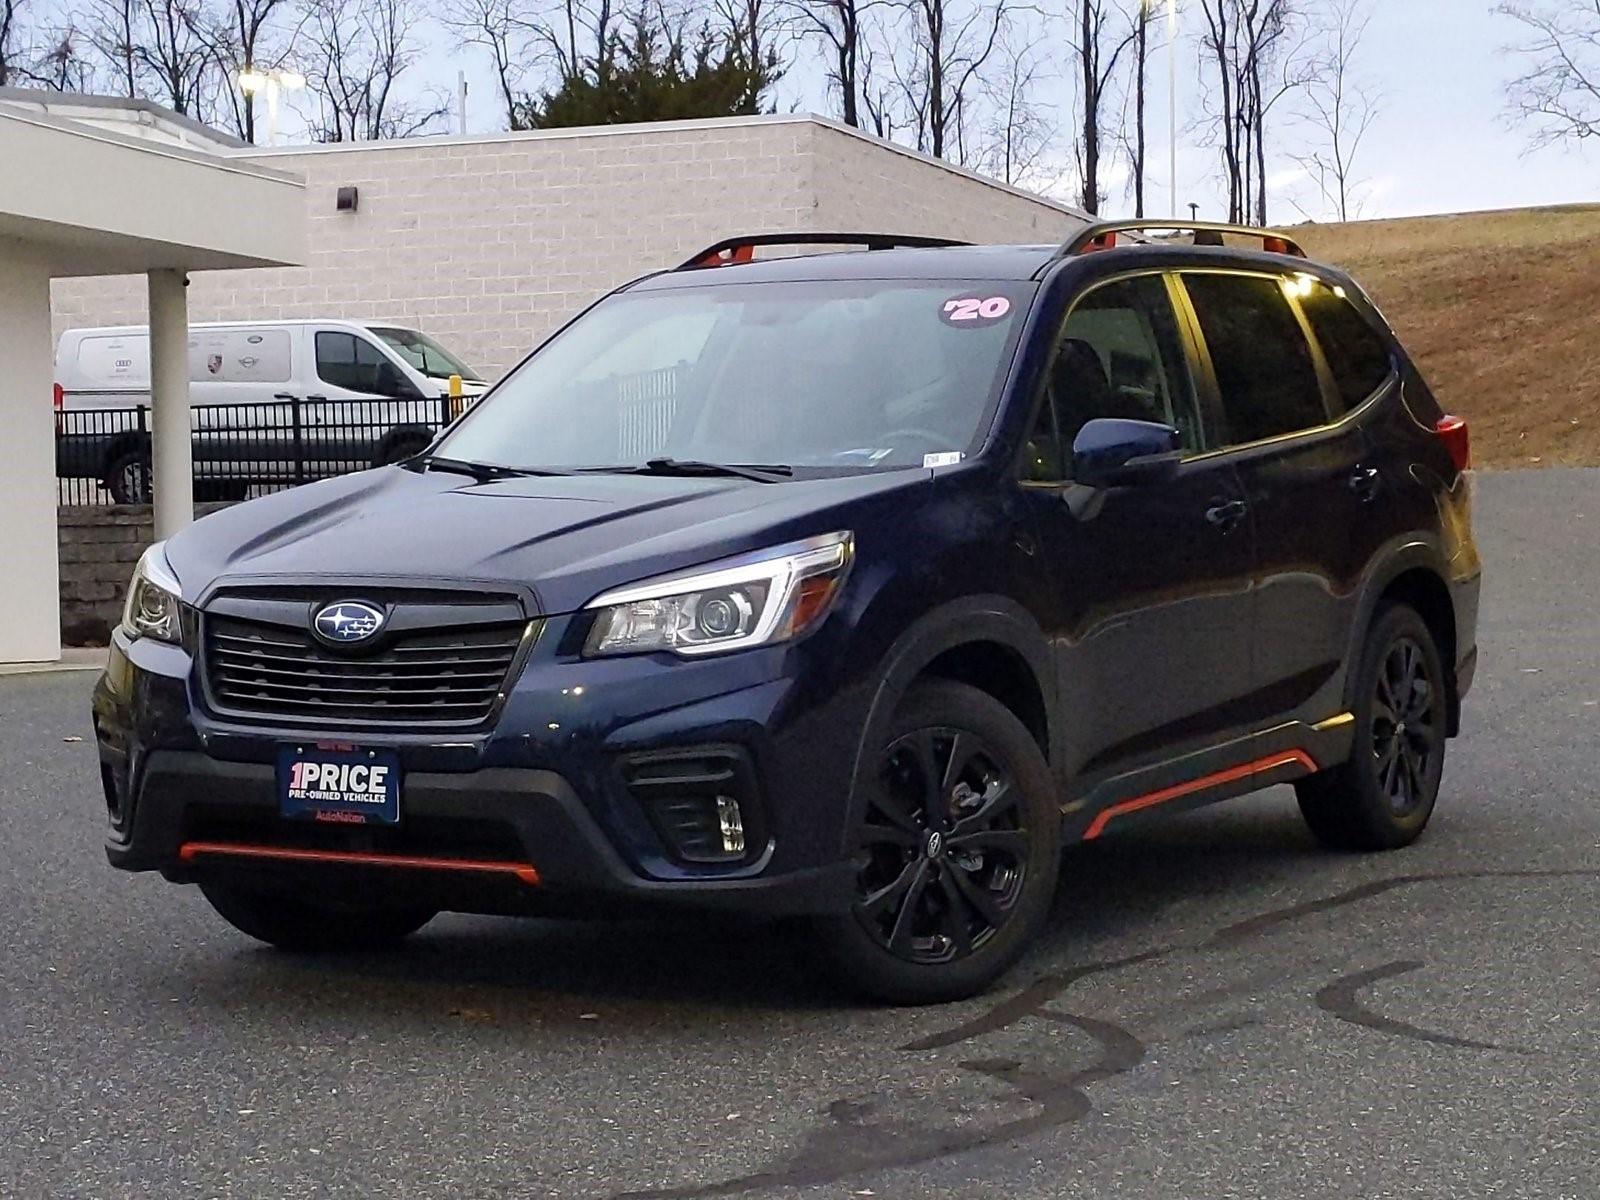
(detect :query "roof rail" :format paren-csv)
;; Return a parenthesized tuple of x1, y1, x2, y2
(1056, 220, 1307, 260)
(679, 232, 970, 270)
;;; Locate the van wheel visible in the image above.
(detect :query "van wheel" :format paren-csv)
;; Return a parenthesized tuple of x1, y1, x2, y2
(104, 446, 152, 505)
(374, 430, 433, 466)
(199, 881, 436, 951)
(1296, 604, 1447, 851)
(812, 680, 1060, 1004)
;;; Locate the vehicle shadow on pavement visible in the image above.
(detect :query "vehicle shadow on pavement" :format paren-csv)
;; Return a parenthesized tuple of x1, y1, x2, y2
(182, 795, 1332, 1020)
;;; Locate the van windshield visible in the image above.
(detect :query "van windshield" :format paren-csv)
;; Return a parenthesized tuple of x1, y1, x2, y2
(435, 279, 1033, 474)
(372, 327, 483, 382)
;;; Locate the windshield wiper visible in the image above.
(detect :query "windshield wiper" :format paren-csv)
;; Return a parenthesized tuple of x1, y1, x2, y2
(632, 458, 794, 483)
(411, 455, 567, 482)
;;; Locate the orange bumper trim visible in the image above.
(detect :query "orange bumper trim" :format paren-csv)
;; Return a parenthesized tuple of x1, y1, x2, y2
(177, 841, 541, 886)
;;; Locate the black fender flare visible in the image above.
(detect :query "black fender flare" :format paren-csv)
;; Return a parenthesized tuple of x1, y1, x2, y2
(1340, 533, 1457, 713)
(837, 595, 1057, 857)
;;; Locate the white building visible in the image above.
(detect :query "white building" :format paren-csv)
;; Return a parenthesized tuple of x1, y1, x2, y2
(56, 113, 1086, 378)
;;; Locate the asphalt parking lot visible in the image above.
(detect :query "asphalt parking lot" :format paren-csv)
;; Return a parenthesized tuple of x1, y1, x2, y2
(2, 468, 1596, 1200)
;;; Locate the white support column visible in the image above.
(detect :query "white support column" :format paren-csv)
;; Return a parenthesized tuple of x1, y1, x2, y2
(0, 247, 61, 663)
(147, 268, 192, 539)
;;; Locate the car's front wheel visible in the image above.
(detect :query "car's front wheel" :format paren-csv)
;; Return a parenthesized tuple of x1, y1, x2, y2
(199, 881, 436, 951)
(813, 679, 1060, 1004)
(1296, 603, 1448, 851)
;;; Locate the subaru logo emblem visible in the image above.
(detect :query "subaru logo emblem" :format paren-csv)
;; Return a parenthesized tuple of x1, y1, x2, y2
(313, 600, 386, 645)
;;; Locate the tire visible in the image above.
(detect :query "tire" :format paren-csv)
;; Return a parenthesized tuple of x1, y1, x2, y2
(812, 679, 1061, 1005)
(1296, 603, 1448, 852)
(103, 445, 152, 505)
(199, 881, 436, 951)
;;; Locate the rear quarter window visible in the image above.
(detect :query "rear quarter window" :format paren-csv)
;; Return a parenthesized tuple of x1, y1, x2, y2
(1298, 283, 1395, 412)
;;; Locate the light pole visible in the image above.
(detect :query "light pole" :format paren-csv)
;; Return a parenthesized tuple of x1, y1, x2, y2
(1168, 0, 1178, 219)
(237, 67, 305, 146)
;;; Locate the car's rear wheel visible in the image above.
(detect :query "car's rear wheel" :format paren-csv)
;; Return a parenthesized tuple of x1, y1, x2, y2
(1296, 603, 1447, 851)
(199, 881, 436, 951)
(813, 680, 1060, 1004)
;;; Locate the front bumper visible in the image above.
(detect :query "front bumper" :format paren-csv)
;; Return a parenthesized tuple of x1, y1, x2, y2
(93, 618, 868, 918)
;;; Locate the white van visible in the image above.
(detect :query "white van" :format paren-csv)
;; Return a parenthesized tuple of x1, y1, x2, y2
(55, 319, 488, 503)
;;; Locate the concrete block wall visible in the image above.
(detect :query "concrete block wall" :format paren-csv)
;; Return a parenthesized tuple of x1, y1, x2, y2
(57, 505, 226, 644)
(53, 115, 1079, 380)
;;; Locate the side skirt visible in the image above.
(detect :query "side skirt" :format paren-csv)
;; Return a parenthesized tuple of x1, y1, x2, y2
(1065, 713, 1357, 844)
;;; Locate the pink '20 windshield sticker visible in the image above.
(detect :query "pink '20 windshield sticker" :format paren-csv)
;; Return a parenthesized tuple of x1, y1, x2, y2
(939, 295, 1013, 326)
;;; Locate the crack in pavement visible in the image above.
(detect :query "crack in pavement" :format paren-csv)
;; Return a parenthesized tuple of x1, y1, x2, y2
(611, 865, 1600, 1200)
(1313, 959, 1528, 1053)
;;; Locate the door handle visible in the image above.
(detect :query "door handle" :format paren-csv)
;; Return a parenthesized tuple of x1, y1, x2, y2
(1205, 498, 1249, 532)
(1348, 465, 1382, 501)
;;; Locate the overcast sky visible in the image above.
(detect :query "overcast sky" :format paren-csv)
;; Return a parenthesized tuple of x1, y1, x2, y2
(404, 0, 1593, 223)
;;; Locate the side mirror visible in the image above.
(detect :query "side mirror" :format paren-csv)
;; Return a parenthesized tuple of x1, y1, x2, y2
(1071, 418, 1183, 489)
(374, 363, 421, 400)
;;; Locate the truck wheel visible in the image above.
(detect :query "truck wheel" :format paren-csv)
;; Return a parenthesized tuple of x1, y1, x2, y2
(104, 446, 152, 505)
(812, 679, 1060, 1004)
(1296, 603, 1447, 851)
(199, 881, 436, 951)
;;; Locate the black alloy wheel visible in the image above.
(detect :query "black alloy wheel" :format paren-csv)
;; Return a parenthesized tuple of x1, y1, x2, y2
(1297, 603, 1448, 852)
(857, 727, 1032, 964)
(813, 679, 1059, 1004)
(1371, 634, 1442, 816)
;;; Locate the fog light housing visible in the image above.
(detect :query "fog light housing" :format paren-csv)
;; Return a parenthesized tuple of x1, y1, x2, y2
(715, 795, 745, 855)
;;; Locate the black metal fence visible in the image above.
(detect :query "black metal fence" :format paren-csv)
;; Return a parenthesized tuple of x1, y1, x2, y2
(56, 395, 479, 506)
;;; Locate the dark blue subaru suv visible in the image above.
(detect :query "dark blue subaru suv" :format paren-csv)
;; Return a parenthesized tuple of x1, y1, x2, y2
(94, 223, 1481, 1003)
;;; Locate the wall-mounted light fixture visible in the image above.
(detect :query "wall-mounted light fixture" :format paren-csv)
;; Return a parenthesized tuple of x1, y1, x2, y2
(336, 186, 359, 213)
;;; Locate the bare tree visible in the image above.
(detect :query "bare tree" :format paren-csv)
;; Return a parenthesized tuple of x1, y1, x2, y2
(790, 0, 882, 126)
(300, 0, 447, 140)
(1290, 0, 1376, 221)
(1197, 0, 1309, 223)
(84, 0, 142, 95)
(441, 0, 526, 128)
(134, 0, 216, 117)
(890, 0, 1010, 161)
(1073, 0, 1137, 214)
(1497, 0, 1600, 145)
(1123, 0, 1151, 216)
(0, 0, 24, 86)
(194, 0, 295, 141)
(972, 25, 1052, 185)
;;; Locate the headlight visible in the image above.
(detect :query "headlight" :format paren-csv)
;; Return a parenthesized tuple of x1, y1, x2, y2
(120, 543, 183, 644)
(584, 532, 854, 657)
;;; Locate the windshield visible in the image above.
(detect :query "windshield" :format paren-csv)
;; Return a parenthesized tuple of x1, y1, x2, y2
(372, 327, 483, 382)
(435, 279, 1034, 474)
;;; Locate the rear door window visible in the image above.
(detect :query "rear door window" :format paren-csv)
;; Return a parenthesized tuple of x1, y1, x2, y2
(1183, 273, 1330, 445)
(1298, 282, 1395, 412)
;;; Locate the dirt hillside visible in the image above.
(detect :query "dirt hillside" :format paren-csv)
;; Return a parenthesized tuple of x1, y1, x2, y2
(1294, 204, 1600, 468)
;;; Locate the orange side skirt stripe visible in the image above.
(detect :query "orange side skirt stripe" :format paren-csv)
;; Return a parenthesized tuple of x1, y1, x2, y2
(1082, 749, 1318, 841)
(177, 841, 541, 886)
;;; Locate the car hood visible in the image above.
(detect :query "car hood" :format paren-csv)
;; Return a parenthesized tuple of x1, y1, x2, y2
(164, 465, 930, 616)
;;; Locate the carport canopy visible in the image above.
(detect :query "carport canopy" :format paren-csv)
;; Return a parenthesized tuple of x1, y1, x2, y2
(0, 99, 305, 663)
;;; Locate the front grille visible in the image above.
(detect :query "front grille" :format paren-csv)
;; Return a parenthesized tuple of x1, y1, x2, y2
(204, 614, 528, 727)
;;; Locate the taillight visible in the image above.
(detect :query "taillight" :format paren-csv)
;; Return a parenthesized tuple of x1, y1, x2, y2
(1435, 415, 1470, 472)
(52, 382, 64, 410)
